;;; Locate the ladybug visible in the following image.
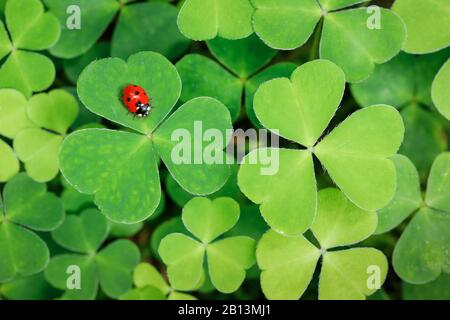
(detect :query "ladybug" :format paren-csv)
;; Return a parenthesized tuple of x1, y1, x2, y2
(122, 84, 152, 117)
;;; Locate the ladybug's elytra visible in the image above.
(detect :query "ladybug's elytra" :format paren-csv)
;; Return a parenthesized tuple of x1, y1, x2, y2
(122, 84, 152, 117)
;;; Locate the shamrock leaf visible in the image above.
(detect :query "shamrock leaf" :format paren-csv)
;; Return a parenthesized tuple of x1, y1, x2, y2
(0, 0, 60, 97)
(159, 197, 256, 293)
(257, 188, 386, 300)
(252, 1, 406, 82)
(403, 274, 450, 300)
(432, 58, 450, 120)
(60, 51, 232, 223)
(0, 89, 35, 139)
(177, 35, 294, 122)
(393, 152, 450, 284)
(0, 272, 60, 300)
(392, 0, 450, 54)
(0, 173, 64, 282)
(45, 209, 140, 299)
(120, 263, 197, 300)
(0, 138, 18, 182)
(46, 0, 189, 60)
(239, 60, 404, 235)
(351, 51, 449, 177)
(177, 0, 254, 41)
(14, 89, 78, 182)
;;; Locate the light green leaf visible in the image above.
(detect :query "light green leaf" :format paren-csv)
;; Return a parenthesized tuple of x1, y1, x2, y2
(52, 209, 108, 255)
(0, 138, 19, 182)
(320, 0, 366, 11)
(238, 148, 316, 236)
(320, 8, 406, 82)
(77, 51, 181, 135)
(207, 34, 277, 78)
(45, 0, 119, 58)
(257, 230, 320, 300)
(96, 239, 141, 298)
(315, 105, 404, 211)
(14, 128, 62, 182)
(0, 89, 35, 139)
(159, 233, 205, 291)
(112, 2, 190, 60)
(311, 188, 378, 249)
(207, 236, 256, 293)
(27, 89, 79, 134)
(254, 60, 345, 147)
(59, 129, 161, 223)
(319, 248, 388, 300)
(251, 0, 322, 50)
(393, 207, 449, 284)
(426, 152, 450, 213)
(153, 97, 232, 195)
(177, 0, 254, 41)
(176, 54, 242, 121)
(376, 155, 421, 234)
(432, 58, 450, 120)
(168, 291, 197, 300)
(120, 286, 166, 300)
(403, 273, 450, 300)
(133, 263, 170, 294)
(182, 197, 240, 244)
(392, 0, 450, 54)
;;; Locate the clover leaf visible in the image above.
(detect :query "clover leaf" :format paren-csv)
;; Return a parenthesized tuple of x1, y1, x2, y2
(0, 0, 60, 97)
(159, 197, 256, 293)
(0, 272, 60, 300)
(120, 263, 197, 300)
(14, 89, 78, 182)
(238, 60, 404, 235)
(252, 1, 406, 82)
(45, 208, 140, 299)
(257, 188, 386, 300)
(60, 51, 232, 224)
(177, 0, 254, 41)
(177, 35, 295, 122)
(403, 274, 450, 300)
(46, 0, 189, 60)
(351, 51, 449, 177)
(392, 0, 450, 54)
(393, 152, 450, 284)
(0, 138, 18, 182)
(432, 58, 450, 120)
(0, 89, 35, 139)
(0, 173, 64, 282)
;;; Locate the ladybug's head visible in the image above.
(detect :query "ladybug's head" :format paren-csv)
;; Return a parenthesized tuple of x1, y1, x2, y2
(135, 102, 151, 117)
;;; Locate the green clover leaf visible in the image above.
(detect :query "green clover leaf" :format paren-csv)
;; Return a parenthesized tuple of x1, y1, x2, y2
(0, 173, 64, 282)
(0, 0, 60, 97)
(0, 138, 18, 182)
(392, 152, 450, 284)
(14, 89, 78, 182)
(403, 274, 450, 300)
(0, 272, 60, 300)
(238, 60, 404, 235)
(45, 208, 140, 299)
(45, 0, 190, 60)
(257, 188, 386, 300)
(392, 0, 450, 54)
(159, 197, 256, 293)
(177, 35, 295, 122)
(60, 51, 232, 224)
(0, 89, 35, 139)
(177, 0, 254, 41)
(432, 58, 450, 120)
(120, 263, 197, 300)
(351, 51, 449, 177)
(252, 1, 406, 82)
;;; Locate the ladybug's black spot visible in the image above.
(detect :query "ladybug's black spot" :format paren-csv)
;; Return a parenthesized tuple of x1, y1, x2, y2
(127, 98, 131, 102)
(135, 91, 139, 95)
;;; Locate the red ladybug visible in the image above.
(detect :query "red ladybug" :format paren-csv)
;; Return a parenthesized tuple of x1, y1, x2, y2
(122, 84, 152, 117)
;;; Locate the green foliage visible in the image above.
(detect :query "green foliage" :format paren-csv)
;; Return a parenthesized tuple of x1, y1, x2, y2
(45, 209, 140, 299)
(239, 60, 404, 235)
(432, 58, 450, 120)
(60, 52, 232, 223)
(257, 188, 386, 300)
(159, 197, 256, 293)
(0, 173, 64, 282)
(0, 0, 60, 97)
